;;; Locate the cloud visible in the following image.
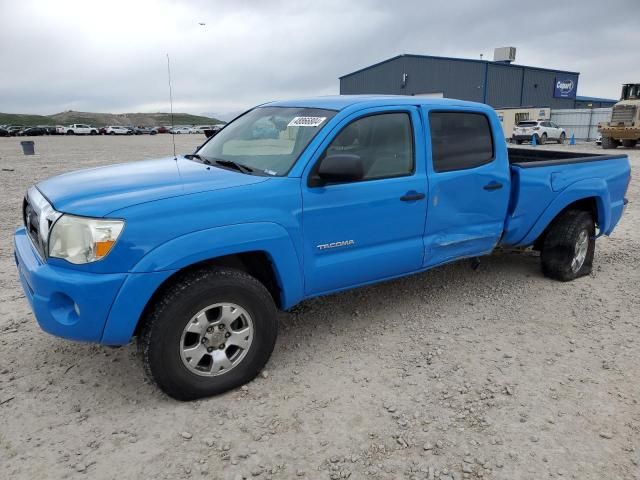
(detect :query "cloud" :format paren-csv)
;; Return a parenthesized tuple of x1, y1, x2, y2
(0, 0, 638, 115)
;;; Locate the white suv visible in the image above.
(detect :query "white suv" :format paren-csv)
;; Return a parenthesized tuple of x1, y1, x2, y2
(105, 126, 131, 135)
(512, 120, 566, 145)
(191, 125, 213, 134)
(65, 124, 99, 135)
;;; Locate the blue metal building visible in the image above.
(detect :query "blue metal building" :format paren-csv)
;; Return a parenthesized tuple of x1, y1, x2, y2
(339, 54, 615, 109)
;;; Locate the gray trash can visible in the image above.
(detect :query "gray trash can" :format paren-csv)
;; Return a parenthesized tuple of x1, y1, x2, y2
(20, 141, 35, 155)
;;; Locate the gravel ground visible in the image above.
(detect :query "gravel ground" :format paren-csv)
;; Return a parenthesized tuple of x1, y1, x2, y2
(0, 135, 638, 480)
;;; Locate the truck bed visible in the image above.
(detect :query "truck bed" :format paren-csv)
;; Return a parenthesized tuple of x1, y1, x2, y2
(502, 148, 630, 248)
(508, 147, 627, 168)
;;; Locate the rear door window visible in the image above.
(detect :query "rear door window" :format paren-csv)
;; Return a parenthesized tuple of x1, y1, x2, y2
(429, 112, 494, 173)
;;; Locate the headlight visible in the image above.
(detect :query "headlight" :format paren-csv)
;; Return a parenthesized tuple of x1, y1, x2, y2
(48, 215, 125, 264)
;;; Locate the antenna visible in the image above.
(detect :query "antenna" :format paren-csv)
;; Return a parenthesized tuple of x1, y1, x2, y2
(166, 53, 176, 159)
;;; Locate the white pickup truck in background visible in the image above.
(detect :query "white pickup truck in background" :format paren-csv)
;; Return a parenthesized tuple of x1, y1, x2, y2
(65, 124, 99, 135)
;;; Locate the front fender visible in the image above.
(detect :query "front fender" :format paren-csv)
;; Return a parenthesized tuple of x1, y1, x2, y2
(132, 222, 304, 306)
(516, 178, 610, 247)
(100, 222, 304, 345)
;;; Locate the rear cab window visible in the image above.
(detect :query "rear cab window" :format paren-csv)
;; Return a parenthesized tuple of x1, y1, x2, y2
(429, 111, 494, 172)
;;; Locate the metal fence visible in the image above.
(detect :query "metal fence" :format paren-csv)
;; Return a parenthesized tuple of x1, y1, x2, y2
(550, 108, 611, 140)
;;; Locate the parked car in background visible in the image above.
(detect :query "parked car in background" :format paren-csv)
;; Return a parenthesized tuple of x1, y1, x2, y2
(169, 126, 192, 134)
(134, 126, 157, 135)
(7, 126, 25, 136)
(0, 127, 10, 137)
(66, 124, 99, 135)
(105, 126, 131, 135)
(55, 125, 67, 135)
(18, 127, 48, 136)
(204, 124, 225, 138)
(153, 126, 170, 134)
(41, 126, 58, 135)
(191, 125, 213, 135)
(512, 120, 566, 145)
(595, 134, 602, 145)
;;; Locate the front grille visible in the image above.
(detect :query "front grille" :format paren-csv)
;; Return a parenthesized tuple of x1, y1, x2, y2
(23, 196, 46, 258)
(610, 105, 636, 126)
(23, 187, 59, 260)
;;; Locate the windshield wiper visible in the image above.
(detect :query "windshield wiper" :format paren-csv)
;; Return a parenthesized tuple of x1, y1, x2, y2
(214, 159, 254, 174)
(184, 153, 211, 165)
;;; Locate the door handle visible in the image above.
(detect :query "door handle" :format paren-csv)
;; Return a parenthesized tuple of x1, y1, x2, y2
(400, 191, 426, 202)
(483, 182, 503, 191)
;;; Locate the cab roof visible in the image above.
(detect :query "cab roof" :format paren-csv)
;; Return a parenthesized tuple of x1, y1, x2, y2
(266, 95, 488, 111)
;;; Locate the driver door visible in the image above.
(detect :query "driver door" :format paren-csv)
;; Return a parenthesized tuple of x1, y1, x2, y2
(301, 107, 428, 295)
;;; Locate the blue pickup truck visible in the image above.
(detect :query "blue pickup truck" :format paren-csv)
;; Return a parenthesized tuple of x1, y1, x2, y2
(14, 96, 630, 399)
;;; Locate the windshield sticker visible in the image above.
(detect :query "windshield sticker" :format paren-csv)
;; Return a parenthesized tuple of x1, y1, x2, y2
(287, 116, 327, 127)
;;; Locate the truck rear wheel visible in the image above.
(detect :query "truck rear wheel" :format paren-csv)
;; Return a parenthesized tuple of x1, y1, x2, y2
(541, 210, 595, 282)
(601, 136, 618, 149)
(138, 267, 278, 400)
(621, 139, 637, 148)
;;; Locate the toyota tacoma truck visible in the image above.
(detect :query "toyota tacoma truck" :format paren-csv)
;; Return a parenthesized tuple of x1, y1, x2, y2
(14, 96, 631, 400)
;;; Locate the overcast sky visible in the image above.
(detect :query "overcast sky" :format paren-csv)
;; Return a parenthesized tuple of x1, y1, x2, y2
(1, 0, 639, 117)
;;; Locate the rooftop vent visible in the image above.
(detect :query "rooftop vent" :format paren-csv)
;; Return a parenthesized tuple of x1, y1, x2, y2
(493, 47, 516, 64)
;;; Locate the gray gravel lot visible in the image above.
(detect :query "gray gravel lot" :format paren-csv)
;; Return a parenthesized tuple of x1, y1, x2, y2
(0, 135, 638, 480)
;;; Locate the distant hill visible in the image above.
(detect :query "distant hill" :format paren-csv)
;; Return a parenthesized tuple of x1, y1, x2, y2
(0, 110, 225, 127)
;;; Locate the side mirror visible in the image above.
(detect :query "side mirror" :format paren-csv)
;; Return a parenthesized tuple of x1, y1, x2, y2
(313, 154, 364, 186)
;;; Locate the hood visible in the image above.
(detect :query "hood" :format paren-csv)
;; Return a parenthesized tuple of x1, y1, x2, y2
(37, 156, 269, 217)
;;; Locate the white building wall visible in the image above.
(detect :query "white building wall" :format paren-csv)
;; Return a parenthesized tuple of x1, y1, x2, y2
(550, 108, 612, 140)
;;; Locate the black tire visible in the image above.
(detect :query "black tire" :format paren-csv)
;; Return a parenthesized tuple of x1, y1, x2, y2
(540, 133, 547, 145)
(138, 267, 278, 400)
(109, 131, 115, 135)
(515, 139, 523, 145)
(66, 130, 74, 135)
(541, 210, 595, 282)
(558, 132, 566, 144)
(621, 139, 637, 148)
(601, 136, 618, 149)
(90, 130, 97, 135)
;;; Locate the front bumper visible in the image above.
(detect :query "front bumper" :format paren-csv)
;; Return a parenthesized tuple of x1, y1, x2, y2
(599, 126, 640, 140)
(14, 227, 127, 342)
(15, 227, 178, 345)
(512, 134, 536, 142)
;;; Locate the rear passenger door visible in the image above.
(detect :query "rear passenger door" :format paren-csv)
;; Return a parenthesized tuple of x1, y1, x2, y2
(422, 109, 510, 267)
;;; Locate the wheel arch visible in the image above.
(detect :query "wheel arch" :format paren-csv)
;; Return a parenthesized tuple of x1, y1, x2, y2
(131, 251, 283, 338)
(101, 223, 304, 345)
(532, 197, 600, 250)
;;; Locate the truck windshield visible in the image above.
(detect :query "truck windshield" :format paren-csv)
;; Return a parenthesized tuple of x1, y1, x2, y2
(196, 106, 336, 176)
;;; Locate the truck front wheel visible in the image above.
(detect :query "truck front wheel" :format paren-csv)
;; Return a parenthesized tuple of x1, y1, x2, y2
(601, 136, 618, 149)
(138, 267, 278, 400)
(541, 210, 595, 282)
